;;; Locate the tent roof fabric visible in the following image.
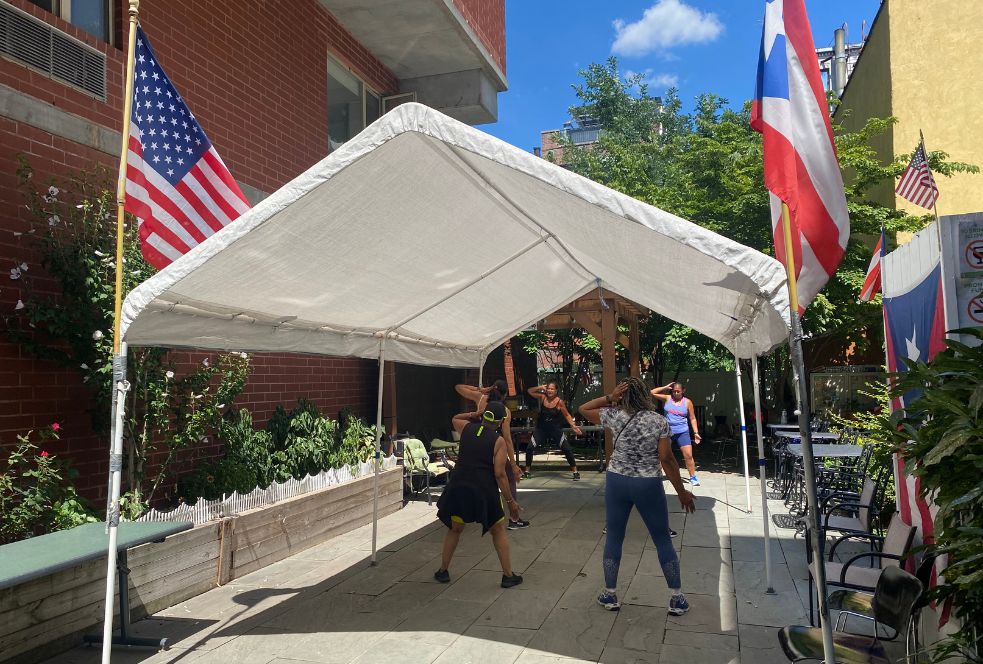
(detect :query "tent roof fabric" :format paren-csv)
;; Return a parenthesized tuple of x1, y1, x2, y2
(121, 103, 790, 365)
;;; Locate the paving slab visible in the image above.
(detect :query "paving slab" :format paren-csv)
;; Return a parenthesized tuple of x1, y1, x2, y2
(38, 468, 814, 664)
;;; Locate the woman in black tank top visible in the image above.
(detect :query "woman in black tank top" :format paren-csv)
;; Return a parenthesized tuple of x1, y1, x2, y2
(527, 381, 583, 479)
(434, 399, 523, 588)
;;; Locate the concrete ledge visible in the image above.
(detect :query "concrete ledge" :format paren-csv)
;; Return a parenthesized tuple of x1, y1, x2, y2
(0, 467, 402, 664)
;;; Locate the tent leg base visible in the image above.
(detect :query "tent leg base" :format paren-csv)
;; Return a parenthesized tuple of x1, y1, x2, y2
(84, 635, 169, 651)
(765, 588, 776, 595)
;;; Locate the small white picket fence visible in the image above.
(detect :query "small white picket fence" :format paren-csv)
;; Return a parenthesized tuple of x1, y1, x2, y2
(137, 455, 398, 526)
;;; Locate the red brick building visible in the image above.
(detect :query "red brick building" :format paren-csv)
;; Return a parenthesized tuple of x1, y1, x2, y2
(0, 0, 506, 501)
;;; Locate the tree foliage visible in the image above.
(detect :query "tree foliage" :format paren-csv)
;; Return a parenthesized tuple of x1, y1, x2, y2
(533, 57, 977, 408)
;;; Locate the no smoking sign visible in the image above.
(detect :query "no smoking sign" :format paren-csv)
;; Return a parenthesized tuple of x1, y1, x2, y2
(969, 295, 983, 325)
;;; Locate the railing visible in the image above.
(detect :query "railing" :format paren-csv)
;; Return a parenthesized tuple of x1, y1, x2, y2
(137, 455, 398, 526)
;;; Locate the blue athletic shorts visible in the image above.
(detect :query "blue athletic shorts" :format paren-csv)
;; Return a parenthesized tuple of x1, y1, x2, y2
(671, 431, 692, 447)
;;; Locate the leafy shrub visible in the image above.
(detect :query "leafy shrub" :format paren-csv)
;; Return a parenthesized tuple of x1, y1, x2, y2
(889, 329, 983, 662)
(178, 402, 375, 503)
(0, 426, 97, 544)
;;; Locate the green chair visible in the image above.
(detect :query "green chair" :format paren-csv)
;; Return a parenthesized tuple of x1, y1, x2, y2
(402, 438, 449, 505)
(779, 566, 923, 663)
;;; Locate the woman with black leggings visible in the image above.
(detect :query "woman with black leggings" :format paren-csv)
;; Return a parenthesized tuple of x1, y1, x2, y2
(526, 381, 582, 480)
(580, 377, 696, 614)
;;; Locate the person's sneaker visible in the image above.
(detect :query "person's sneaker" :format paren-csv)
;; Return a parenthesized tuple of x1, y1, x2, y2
(572, 472, 581, 481)
(501, 574, 523, 588)
(597, 590, 621, 611)
(689, 476, 701, 487)
(434, 568, 450, 583)
(668, 594, 690, 616)
(522, 471, 532, 479)
(602, 526, 607, 535)
(670, 529, 678, 538)
(507, 519, 530, 530)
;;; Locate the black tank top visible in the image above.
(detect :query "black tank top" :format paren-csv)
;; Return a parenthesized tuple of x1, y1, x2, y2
(456, 421, 500, 480)
(537, 400, 563, 428)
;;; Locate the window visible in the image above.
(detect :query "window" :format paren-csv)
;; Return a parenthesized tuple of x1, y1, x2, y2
(27, 0, 111, 43)
(327, 56, 382, 151)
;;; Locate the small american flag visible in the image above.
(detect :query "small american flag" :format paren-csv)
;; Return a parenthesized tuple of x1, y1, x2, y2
(124, 26, 250, 270)
(895, 142, 939, 210)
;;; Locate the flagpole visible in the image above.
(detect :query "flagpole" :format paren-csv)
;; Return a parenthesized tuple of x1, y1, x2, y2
(101, 3, 140, 662)
(920, 130, 954, 337)
(780, 203, 836, 662)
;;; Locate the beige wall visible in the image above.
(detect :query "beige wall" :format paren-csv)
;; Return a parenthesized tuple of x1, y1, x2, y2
(888, 0, 983, 216)
(839, 0, 983, 215)
(836, 1, 895, 206)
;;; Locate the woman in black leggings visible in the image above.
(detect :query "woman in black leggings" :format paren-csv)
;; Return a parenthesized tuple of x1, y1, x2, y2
(526, 381, 582, 480)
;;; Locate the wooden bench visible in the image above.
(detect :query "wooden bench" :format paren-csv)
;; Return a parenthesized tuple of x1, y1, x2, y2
(0, 520, 192, 651)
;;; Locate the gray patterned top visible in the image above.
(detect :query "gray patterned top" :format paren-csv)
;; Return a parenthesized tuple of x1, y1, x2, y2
(600, 407, 669, 478)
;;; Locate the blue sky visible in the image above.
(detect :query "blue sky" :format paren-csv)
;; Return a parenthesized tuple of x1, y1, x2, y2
(481, 0, 882, 151)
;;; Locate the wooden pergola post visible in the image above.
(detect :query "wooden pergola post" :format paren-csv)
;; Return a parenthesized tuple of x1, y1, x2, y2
(629, 314, 641, 378)
(601, 304, 617, 465)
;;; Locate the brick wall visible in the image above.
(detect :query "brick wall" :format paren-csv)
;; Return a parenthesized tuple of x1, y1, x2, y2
(452, 0, 506, 75)
(0, 0, 396, 504)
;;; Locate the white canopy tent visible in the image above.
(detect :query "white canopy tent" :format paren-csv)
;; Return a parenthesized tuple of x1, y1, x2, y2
(103, 103, 790, 659)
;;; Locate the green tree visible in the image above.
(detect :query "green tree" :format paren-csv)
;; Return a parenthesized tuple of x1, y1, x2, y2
(538, 58, 977, 412)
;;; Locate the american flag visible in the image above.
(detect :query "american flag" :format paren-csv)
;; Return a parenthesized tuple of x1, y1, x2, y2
(895, 142, 939, 210)
(124, 26, 250, 270)
(858, 224, 885, 302)
(751, 0, 850, 313)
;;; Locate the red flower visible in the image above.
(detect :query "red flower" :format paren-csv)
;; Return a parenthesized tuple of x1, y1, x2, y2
(40, 450, 50, 458)
(51, 422, 61, 431)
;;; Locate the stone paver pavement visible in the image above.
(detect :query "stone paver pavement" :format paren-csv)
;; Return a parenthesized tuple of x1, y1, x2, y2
(44, 468, 809, 664)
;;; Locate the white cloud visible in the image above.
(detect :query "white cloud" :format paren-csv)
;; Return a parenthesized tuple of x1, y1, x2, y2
(612, 0, 724, 57)
(625, 69, 679, 90)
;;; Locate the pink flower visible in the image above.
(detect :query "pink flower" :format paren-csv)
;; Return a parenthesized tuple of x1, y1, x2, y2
(51, 422, 61, 431)
(40, 451, 50, 458)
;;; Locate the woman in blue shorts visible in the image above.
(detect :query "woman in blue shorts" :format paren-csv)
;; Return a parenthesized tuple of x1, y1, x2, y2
(651, 382, 702, 486)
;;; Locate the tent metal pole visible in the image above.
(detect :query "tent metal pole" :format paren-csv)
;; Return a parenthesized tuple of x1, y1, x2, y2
(733, 353, 752, 513)
(751, 353, 775, 593)
(370, 336, 386, 566)
(477, 350, 484, 389)
(101, 350, 130, 664)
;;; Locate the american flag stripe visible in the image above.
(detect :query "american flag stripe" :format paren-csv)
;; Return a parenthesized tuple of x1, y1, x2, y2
(123, 26, 249, 269)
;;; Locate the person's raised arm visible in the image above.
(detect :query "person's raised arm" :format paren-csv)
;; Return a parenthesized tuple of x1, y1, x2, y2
(650, 382, 673, 403)
(687, 399, 702, 445)
(494, 438, 520, 521)
(658, 435, 695, 513)
(452, 394, 488, 434)
(527, 384, 547, 401)
(455, 383, 488, 406)
(579, 382, 629, 425)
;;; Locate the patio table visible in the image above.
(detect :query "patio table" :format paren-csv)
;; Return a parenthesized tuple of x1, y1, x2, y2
(775, 430, 840, 441)
(785, 443, 863, 459)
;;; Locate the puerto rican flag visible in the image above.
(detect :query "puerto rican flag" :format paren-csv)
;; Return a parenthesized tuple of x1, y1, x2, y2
(751, 0, 850, 312)
(859, 225, 886, 302)
(882, 224, 951, 625)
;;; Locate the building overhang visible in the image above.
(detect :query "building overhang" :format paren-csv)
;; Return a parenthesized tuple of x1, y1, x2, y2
(318, 0, 507, 124)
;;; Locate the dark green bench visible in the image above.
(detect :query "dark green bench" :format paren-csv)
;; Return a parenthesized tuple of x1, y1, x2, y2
(0, 520, 193, 650)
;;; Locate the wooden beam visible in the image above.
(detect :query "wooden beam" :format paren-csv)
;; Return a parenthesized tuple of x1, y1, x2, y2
(629, 314, 640, 378)
(601, 305, 617, 465)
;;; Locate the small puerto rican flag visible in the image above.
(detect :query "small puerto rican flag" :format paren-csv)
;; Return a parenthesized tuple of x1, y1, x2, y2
(859, 225, 886, 302)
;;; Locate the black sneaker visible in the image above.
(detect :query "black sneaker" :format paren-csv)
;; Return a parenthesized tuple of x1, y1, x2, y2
(434, 568, 450, 583)
(501, 574, 523, 588)
(572, 472, 581, 481)
(670, 529, 678, 538)
(522, 471, 532, 479)
(507, 519, 530, 530)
